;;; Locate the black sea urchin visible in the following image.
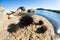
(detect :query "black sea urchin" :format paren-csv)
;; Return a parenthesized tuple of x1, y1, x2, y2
(7, 24, 18, 33)
(34, 20, 44, 25)
(39, 20, 44, 25)
(35, 25, 47, 34)
(18, 15, 33, 28)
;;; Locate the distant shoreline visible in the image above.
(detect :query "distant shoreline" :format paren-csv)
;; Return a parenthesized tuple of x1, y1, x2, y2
(36, 8, 60, 14)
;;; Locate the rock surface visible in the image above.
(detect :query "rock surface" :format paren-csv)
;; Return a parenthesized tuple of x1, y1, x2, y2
(0, 13, 55, 40)
(0, 6, 57, 40)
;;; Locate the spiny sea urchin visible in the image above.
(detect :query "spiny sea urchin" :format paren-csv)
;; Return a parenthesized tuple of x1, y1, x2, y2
(18, 15, 33, 28)
(7, 24, 19, 33)
(39, 20, 44, 25)
(35, 25, 47, 34)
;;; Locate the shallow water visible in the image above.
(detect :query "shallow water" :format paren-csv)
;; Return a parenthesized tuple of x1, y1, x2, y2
(35, 10, 60, 36)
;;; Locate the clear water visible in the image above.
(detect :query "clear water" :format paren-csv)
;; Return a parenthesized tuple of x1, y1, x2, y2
(35, 10, 60, 36)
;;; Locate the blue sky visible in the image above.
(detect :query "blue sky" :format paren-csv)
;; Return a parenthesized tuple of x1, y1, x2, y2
(0, 0, 60, 11)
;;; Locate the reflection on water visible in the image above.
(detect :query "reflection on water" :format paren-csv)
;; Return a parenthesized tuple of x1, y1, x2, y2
(35, 10, 60, 36)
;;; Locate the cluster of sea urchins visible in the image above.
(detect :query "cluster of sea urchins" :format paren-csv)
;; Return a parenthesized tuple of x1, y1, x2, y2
(7, 15, 47, 34)
(7, 15, 34, 33)
(7, 7, 47, 34)
(18, 15, 33, 27)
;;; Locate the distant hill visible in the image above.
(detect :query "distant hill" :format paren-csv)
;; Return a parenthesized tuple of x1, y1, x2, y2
(36, 8, 60, 14)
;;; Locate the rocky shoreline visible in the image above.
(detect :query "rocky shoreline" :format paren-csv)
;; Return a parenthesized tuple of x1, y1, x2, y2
(0, 6, 59, 40)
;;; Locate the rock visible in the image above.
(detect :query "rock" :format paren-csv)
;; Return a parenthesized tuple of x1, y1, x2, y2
(6, 11, 15, 15)
(0, 14, 55, 40)
(17, 6, 25, 11)
(0, 5, 6, 15)
(0, 5, 4, 11)
(27, 9, 35, 14)
(6, 11, 17, 19)
(15, 7, 27, 16)
(27, 9, 35, 12)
